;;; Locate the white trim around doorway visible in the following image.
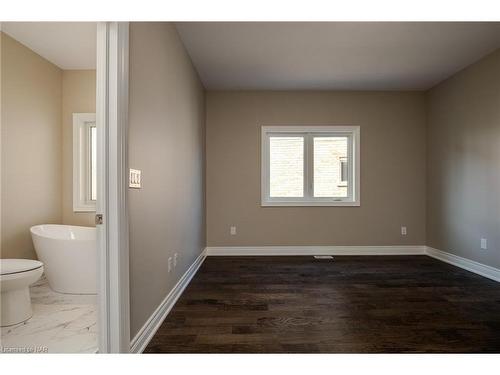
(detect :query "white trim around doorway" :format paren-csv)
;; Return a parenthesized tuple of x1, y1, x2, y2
(96, 21, 131, 354)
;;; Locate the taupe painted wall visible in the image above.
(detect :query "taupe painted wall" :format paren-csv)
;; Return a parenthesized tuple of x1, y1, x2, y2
(0, 33, 3, 258)
(1, 33, 62, 259)
(206, 91, 426, 247)
(128, 23, 205, 338)
(426, 49, 500, 268)
(62, 70, 96, 227)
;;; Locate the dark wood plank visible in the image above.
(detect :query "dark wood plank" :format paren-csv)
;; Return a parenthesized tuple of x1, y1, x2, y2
(144, 256, 500, 353)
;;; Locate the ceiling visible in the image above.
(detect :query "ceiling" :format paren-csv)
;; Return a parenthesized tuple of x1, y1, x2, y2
(1, 22, 97, 69)
(175, 22, 500, 90)
(2, 22, 499, 88)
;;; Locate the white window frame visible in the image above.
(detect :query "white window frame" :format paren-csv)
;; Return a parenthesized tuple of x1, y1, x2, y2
(73, 112, 97, 212)
(261, 126, 360, 207)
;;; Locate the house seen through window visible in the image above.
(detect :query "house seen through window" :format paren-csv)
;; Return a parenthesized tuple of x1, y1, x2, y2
(262, 126, 360, 206)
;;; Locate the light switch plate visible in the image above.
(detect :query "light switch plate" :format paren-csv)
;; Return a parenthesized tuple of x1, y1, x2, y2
(129, 169, 141, 188)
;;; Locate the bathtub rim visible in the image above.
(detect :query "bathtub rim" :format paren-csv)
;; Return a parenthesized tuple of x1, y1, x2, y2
(30, 224, 96, 241)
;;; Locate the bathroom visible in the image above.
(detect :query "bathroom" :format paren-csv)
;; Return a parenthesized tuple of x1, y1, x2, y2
(0, 23, 99, 353)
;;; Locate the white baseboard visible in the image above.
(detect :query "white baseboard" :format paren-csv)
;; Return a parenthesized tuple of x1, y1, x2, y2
(207, 246, 499, 283)
(205, 245, 426, 256)
(425, 246, 500, 283)
(129, 250, 206, 353)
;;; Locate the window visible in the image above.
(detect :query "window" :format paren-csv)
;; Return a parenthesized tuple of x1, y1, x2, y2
(261, 126, 360, 206)
(73, 113, 97, 212)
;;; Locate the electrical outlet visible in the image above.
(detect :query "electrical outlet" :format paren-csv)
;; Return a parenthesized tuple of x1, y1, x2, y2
(230, 226, 237, 235)
(401, 226, 407, 236)
(174, 253, 178, 267)
(481, 238, 487, 250)
(168, 257, 172, 273)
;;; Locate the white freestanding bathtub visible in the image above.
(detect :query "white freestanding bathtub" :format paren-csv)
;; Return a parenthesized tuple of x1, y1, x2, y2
(30, 225, 97, 294)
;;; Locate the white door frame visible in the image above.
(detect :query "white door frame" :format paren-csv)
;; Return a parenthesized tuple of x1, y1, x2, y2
(96, 22, 131, 353)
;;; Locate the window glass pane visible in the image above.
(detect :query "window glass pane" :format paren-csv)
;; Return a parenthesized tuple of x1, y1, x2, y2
(90, 124, 97, 201)
(313, 137, 348, 197)
(269, 137, 304, 197)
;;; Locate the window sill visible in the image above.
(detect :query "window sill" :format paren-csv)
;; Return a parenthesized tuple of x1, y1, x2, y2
(261, 200, 360, 207)
(73, 204, 97, 213)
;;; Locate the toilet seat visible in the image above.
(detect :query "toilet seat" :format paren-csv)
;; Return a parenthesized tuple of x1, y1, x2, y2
(0, 259, 43, 276)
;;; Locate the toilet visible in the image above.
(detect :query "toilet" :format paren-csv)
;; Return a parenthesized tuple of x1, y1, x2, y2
(0, 259, 44, 327)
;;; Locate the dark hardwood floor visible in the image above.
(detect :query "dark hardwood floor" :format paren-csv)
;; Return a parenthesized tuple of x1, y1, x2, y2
(145, 256, 500, 353)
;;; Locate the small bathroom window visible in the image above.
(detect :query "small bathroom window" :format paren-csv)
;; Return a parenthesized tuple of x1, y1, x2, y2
(73, 113, 97, 212)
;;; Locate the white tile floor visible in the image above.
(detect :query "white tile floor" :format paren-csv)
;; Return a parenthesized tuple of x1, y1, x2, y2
(0, 276, 98, 353)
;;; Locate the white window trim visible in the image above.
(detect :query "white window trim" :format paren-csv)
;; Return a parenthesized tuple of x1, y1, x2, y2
(73, 112, 97, 212)
(261, 125, 360, 207)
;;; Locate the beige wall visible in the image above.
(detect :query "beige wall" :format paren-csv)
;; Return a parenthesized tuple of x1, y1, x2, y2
(0, 32, 3, 258)
(426, 49, 500, 268)
(206, 91, 426, 247)
(128, 23, 205, 338)
(62, 70, 96, 227)
(1, 33, 62, 259)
